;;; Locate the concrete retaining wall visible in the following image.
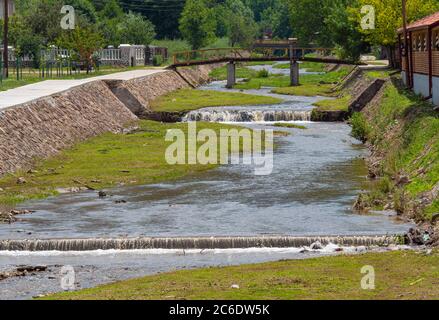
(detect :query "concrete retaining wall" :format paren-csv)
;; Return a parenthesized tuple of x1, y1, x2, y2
(0, 65, 220, 176)
(108, 64, 221, 117)
(0, 81, 137, 176)
(113, 71, 190, 111)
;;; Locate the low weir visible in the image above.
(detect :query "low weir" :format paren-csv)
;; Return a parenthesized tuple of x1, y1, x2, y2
(0, 236, 400, 251)
(184, 109, 312, 122)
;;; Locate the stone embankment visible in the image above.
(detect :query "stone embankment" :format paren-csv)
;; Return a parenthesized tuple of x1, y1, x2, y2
(0, 65, 219, 177)
(311, 67, 387, 122)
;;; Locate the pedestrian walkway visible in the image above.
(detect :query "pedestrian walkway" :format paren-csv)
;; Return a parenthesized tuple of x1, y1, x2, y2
(0, 69, 166, 110)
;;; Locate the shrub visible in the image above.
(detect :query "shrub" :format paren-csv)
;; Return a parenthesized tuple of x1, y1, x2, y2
(350, 112, 370, 142)
(152, 55, 164, 66)
(256, 69, 269, 78)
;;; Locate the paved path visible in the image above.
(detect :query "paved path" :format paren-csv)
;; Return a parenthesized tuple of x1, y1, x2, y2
(0, 69, 166, 110)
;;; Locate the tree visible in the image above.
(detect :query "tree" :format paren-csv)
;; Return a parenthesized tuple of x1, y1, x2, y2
(225, 0, 258, 47)
(325, 0, 368, 61)
(287, 0, 332, 46)
(117, 12, 156, 45)
(56, 26, 104, 72)
(179, 0, 216, 49)
(354, 0, 439, 66)
(119, 0, 185, 39)
(259, 0, 292, 39)
(99, 0, 124, 20)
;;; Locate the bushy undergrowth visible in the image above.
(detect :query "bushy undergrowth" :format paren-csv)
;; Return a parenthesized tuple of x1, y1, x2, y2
(350, 112, 370, 143)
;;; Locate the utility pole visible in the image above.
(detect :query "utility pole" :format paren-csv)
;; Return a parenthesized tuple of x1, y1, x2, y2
(2, 0, 9, 78)
(402, 0, 410, 87)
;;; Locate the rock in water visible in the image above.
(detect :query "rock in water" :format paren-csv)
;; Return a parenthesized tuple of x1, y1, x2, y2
(98, 191, 107, 198)
(310, 241, 323, 250)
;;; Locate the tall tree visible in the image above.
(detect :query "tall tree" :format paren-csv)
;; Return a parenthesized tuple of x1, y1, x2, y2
(354, 0, 439, 65)
(287, 0, 334, 46)
(120, 0, 185, 39)
(259, 0, 292, 39)
(325, 0, 368, 61)
(117, 11, 156, 45)
(179, 0, 215, 49)
(56, 26, 104, 71)
(225, 0, 258, 47)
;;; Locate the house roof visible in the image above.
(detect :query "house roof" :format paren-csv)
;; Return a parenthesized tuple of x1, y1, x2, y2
(398, 11, 439, 33)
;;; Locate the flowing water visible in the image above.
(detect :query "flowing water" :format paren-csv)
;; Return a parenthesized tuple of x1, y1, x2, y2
(0, 69, 414, 299)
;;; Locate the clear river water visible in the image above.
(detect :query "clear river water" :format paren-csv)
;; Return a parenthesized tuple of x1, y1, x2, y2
(0, 72, 413, 299)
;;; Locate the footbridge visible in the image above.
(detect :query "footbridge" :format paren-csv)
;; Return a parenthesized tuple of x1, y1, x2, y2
(168, 40, 364, 88)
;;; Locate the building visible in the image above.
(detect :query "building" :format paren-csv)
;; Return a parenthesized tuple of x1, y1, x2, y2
(0, 0, 15, 20)
(398, 11, 439, 106)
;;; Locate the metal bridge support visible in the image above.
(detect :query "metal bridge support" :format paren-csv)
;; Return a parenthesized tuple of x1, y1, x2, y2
(226, 61, 236, 89)
(290, 60, 299, 86)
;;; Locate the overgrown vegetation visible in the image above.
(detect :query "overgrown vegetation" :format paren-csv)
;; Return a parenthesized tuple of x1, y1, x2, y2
(43, 250, 439, 300)
(150, 89, 282, 112)
(274, 61, 326, 73)
(350, 112, 370, 142)
(313, 95, 352, 112)
(353, 76, 439, 221)
(272, 123, 307, 130)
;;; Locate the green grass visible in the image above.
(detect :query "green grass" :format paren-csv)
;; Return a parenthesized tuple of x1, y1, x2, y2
(209, 65, 257, 80)
(269, 68, 351, 95)
(357, 75, 439, 220)
(208, 65, 351, 95)
(244, 61, 277, 66)
(42, 250, 439, 300)
(273, 84, 334, 97)
(233, 74, 290, 90)
(313, 95, 352, 111)
(274, 61, 326, 72)
(150, 89, 282, 112)
(271, 123, 307, 129)
(365, 70, 392, 80)
(0, 120, 251, 207)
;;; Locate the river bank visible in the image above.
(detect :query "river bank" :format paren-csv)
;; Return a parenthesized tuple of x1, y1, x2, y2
(42, 249, 439, 300)
(350, 72, 439, 245)
(0, 61, 432, 300)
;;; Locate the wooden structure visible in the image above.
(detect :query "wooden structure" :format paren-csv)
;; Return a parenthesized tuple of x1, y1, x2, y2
(398, 11, 439, 105)
(169, 45, 362, 88)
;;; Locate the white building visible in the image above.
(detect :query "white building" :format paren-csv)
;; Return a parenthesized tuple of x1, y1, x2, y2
(0, 0, 15, 20)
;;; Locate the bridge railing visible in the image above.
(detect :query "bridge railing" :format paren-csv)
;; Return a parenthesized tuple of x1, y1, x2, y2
(172, 48, 248, 65)
(171, 47, 335, 66)
(251, 47, 334, 59)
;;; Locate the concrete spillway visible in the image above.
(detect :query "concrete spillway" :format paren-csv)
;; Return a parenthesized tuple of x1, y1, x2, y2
(0, 236, 400, 251)
(184, 109, 312, 122)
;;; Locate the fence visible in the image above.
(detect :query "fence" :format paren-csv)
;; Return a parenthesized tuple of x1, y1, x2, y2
(0, 45, 168, 69)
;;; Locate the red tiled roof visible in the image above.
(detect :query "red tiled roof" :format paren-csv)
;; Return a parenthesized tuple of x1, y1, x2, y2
(398, 11, 439, 33)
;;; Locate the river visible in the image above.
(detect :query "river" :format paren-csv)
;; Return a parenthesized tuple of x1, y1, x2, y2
(0, 70, 413, 299)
